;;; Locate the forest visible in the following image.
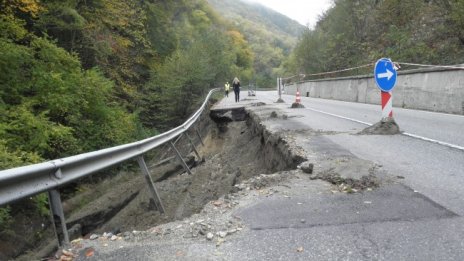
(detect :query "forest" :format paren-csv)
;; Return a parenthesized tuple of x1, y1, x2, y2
(286, 0, 464, 79)
(0, 0, 255, 169)
(207, 0, 305, 87)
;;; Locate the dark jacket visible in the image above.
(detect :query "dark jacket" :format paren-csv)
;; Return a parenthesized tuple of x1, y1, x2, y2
(232, 81, 240, 91)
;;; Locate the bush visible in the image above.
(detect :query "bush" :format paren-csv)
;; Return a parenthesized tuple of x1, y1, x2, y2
(32, 193, 50, 218)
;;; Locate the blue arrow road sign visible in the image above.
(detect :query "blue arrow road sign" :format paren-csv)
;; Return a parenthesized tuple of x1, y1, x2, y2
(374, 58, 397, 92)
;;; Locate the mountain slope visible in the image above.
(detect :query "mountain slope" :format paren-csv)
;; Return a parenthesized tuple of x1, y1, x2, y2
(207, 0, 306, 87)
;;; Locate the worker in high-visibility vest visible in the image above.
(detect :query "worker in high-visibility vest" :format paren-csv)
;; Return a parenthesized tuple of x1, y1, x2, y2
(224, 82, 230, 97)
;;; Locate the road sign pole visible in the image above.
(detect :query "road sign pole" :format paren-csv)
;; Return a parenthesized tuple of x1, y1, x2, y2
(381, 91, 393, 118)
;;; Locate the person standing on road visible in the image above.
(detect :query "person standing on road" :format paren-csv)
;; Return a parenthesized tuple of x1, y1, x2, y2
(232, 77, 240, 102)
(224, 82, 230, 97)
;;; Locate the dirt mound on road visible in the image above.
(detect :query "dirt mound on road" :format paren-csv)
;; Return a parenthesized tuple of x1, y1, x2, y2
(358, 117, 400, 135)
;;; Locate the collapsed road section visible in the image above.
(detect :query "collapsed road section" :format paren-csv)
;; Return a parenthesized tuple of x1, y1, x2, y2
(15, 99, 307, 260)
(61, 99, 404, 260)
(63, 96, 464, 261)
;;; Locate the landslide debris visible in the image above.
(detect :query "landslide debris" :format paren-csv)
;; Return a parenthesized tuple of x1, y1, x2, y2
(15, 105, 305, 261)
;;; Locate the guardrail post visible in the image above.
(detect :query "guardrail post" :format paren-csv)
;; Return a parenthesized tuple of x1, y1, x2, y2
(158, 134, 184, 163)
(169, 141, 192, 175)
(48, 189, 69, 247)
(195, 127, 204, 146)
(185, 132, 201, 161)
(137, 156, 165, 213)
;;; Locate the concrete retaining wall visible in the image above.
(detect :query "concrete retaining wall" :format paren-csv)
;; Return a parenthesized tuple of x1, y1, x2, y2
(284, 68, 464, 115)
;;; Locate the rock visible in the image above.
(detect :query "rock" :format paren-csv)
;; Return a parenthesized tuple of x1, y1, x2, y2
(71, 238, 82, 245)
(122, 232, 133, 241)
(149, 227, 162, 235)
(84, 247, 95, 258)
(270, 111, 278, 118)
(58, 249, 74, 261)
(110, 235, 118, 241)
(206, 233, 214, 240)
(199, 228, 206, 235)
(216, 238, 225, 247)
(300, 162, 314, 174)
(218, 231, 227, 238)
(89, 234, 99, 240)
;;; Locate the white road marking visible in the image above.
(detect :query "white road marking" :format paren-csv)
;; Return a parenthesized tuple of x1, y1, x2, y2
(304, 106, 464, 152)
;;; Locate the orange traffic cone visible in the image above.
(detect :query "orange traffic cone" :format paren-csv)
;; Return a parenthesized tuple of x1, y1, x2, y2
(295, 90, 301, 104)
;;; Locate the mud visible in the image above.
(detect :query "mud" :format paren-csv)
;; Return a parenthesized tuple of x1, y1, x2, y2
(358, 117, 400, 135)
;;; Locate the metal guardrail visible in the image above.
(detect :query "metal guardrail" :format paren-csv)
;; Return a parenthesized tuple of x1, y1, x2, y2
(0, 88, 219, 246)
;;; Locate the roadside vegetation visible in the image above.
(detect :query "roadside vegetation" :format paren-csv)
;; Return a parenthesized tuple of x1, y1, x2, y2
(285, 0, 464, 78)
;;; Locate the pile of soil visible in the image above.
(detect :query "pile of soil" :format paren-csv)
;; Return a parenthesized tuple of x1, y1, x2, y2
(358, 117, 400, 135)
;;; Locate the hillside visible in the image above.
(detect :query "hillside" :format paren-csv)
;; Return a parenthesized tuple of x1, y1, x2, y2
(289, 0, 464, 79)
(207, 0, 306, 87)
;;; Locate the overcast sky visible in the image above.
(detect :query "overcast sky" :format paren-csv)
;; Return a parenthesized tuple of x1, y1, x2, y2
(249, 0, 333, 27)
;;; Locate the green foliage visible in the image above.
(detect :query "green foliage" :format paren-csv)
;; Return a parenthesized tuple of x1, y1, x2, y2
(207, 0, 304, 87)
(0, 6, 139, 166)
(141, 29, 237, 130)
(145, 2, 177, 58)
(0, 140, 42, 169)
(288, 0, 464, 77)
(32, 193, 49, 217)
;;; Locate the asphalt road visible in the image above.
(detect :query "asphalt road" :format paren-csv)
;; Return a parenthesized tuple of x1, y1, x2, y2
(74, 92, 464, 260)
(257, 91, 464, 216)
